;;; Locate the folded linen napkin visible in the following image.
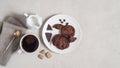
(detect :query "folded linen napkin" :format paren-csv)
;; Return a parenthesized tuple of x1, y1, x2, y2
(0, 16, 27, 66)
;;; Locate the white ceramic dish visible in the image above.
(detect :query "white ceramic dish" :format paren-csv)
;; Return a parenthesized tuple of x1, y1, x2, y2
(42, 14, 82, 54)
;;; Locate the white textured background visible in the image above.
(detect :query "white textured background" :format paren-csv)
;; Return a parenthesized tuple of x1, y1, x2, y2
(0, 0, 120, 68)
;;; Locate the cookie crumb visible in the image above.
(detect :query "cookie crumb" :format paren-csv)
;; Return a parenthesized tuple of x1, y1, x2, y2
(45, 52, 52, 58)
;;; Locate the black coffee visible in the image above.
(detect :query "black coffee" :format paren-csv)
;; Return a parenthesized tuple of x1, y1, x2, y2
(22, 35, 39, 52)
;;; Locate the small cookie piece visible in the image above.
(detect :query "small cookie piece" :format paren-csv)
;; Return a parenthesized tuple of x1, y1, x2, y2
(39, 49, 45, 54)
(45, 52, 52, 58)
(68, 36, 77, 42)
(38, 54, 44, 59)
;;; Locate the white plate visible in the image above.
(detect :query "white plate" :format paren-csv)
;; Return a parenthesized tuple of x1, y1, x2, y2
(42, 14, 82, 54)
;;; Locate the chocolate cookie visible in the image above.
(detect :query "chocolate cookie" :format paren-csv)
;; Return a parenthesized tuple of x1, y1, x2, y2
(61, 25, 75, 37)
(52, 34, 69, 50)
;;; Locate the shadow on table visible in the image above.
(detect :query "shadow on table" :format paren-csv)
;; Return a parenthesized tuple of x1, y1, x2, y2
(0, 22, 3, 35)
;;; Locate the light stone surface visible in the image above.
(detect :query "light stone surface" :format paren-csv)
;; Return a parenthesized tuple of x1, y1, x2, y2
(0, 0, 120, 68)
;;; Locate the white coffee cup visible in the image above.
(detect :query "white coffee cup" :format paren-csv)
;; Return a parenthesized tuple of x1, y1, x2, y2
(19, 34, 40, 54)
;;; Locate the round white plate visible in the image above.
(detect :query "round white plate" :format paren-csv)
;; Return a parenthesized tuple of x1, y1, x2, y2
(42, 14, 82, 54)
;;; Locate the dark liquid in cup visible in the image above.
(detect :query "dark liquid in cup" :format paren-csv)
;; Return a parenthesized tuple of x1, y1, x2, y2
(22, 35, 39, 52)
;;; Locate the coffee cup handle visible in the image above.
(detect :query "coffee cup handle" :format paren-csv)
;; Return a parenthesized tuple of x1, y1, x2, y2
(17, 49, 23, 54)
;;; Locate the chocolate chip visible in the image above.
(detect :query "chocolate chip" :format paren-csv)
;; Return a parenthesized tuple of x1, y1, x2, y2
(63, 19, 65, 22)
(59, 19, 63, 23)
(61, 22, 63, 23)
(65, 23, 69, 26)
(59, 19, 62, 22)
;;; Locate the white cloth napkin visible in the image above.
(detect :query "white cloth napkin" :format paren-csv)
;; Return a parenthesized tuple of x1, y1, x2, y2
(0, 16, 27, 66)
